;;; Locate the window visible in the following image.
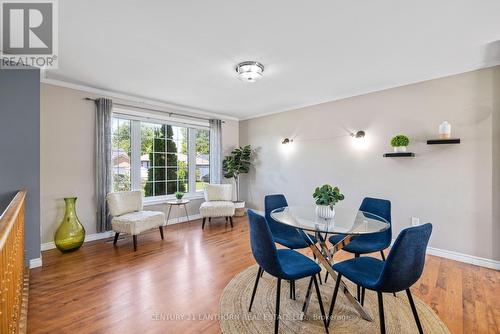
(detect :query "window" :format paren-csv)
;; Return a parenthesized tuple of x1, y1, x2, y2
(111, 115, 210, 199)
(111, 118, 131, 192)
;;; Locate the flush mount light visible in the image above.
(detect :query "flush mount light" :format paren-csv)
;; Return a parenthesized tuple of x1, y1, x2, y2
(235, 61, 264, 82)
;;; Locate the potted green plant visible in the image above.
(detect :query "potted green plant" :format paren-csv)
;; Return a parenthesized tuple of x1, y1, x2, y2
(391, 135, 410, 153)
(223, 145, 252, 216)
(312, 184, 345, 219)
(175, 191, 184, 201)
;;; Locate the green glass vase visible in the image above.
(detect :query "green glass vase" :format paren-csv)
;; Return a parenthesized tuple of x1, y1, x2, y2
(54, 197, 85, 252)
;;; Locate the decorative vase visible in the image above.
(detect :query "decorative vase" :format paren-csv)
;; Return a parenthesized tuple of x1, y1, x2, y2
(439, 121, 451, 139)
(393, 146, 407, 153)
(315, 205, 335, 219)
(54, 197, 85, 252)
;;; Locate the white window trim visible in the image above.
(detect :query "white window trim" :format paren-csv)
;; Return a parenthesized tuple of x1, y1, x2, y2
(112, 109, 210, 202)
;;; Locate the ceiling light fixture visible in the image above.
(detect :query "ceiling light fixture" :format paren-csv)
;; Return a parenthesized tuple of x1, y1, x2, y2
(235, 61, 264, 82)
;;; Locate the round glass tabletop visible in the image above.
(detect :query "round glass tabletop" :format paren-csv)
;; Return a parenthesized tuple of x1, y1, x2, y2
(270, 206, 390, 235)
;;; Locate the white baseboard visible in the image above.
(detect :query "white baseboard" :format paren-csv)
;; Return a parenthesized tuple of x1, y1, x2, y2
(40, 214, 202, 252)
(426, 246, 500, 270)
(29, 258, 42, 269)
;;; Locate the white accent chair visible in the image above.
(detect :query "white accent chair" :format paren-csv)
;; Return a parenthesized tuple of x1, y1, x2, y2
(199, 184, 235, 229)
(107, 190, 166, 251)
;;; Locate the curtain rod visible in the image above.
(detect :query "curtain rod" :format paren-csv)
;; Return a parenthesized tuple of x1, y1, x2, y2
(84, 97, 224, 123)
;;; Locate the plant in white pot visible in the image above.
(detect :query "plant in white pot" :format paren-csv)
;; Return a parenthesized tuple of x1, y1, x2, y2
(222, 145, 252, 216)
(391, 135, 410, 153)
(313, 184, 345, 219)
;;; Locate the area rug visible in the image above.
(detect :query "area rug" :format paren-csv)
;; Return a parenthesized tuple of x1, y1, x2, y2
(219, 265, 450, 333)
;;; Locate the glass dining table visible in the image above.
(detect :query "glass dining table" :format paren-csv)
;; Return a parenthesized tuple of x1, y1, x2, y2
(270, 205, 390, 322)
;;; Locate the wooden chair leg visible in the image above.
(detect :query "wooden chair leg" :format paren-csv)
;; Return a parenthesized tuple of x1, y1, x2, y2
(133, 235, 138, 251)
(113, 232, 119, 245)
(249, 267, 263, 312)
(313, 275, 329, 333)
(229, 216, 233, 228)
(327, 273, 342, 327)
(202, 217, 206, 229)
(275, 278, 281, 334)
(159, 226, 164, 240)
(406, 289, 424, 334)
(378, 292, 386, 334)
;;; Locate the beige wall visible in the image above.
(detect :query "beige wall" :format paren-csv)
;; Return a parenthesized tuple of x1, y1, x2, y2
(40, 84, 239, 244)
(240, 66, 500, 261)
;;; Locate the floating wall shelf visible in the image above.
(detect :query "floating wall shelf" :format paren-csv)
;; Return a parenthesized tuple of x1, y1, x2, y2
(383, 152, 415, 158)
(427, 138, 460, 145)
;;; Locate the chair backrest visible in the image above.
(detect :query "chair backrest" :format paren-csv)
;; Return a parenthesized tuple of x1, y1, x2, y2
(204, 184, 232, 202)
(375, 223, 433, 292)
(357, 197, 392, 247)
(247, 210, 285, 278)
(264, 194, 308, 244)
(107, 191, 143, 217)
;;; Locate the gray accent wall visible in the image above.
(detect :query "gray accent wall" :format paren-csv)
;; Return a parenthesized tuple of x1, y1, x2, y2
(240, 66, 500, 262)
(0, 67, 41, 262)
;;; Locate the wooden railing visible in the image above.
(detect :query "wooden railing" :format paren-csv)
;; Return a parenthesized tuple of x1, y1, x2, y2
(0, 190, 27, 333)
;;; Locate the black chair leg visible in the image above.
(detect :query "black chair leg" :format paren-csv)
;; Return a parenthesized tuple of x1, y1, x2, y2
(361, 287, 366, 306)
(378, 292, 386, 334)
(289, 280, 293, 299)
(113, 232, 119, 245)
(225, 216, 228, 222)
(209, 217, 212, 222)
(301, 277, 314, 314)
(229, 216, 234, 228)
(133, 235, 138, 251)
(202, 217, 206, 229)
(249, 267, 262, 312)
(159, 226, 164, 240)
(318, 272, 323, 285)
(260, 269, 264, 278)
(406, 289, 424, 334)
(327, 273, 342, 327)
(292, 280, 296, 300)
(275, 278, 281, 334)
(324, 271, 329, 283)
(355, 253, 360, 301)
(313, 275, 329, 333)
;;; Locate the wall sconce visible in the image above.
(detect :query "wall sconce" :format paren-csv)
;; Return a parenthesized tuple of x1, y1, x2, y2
(350, 131, 366, 139)
(282, 138, 293, 144)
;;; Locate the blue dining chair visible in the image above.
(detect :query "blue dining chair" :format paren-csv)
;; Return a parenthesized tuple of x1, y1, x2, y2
(247, 210, 329, 334)
(326, 197, 392, 298)
(327, 223, 432, 334)
(264, 194, 321, 298)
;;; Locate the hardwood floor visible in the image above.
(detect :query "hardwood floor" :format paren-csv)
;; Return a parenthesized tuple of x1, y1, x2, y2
(28, 217, 499, 334)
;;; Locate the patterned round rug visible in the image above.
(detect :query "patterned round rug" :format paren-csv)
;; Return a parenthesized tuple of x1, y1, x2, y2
(219, 265, 450, 334)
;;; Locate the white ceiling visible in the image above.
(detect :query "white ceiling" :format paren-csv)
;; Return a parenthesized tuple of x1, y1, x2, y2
(46, 0, 500, 120)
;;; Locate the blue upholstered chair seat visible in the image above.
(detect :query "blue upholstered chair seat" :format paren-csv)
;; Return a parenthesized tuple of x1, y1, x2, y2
(332, 257, 384, 290)
(328, 234, 388, 254)
(278, 249, 322, 280)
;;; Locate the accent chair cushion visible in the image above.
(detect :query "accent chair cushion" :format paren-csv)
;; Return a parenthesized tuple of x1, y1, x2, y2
(107, 191, 143, 216)
(111, 211, 165, 235)
(204, 184, 232, 202)
(200, 201, 235, 217)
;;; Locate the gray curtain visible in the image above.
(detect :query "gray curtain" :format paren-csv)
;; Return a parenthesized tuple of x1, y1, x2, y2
(209, 119, 223, 184)
(95, 98, 113, 232)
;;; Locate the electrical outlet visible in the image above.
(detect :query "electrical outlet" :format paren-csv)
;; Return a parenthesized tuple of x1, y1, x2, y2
(411, 217, 420, 226)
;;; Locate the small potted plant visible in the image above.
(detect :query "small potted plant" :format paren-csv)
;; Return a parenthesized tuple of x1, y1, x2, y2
(175, 191, 184, 202)
(391, 135, 410, 153)
(313, 184, 345, 219)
